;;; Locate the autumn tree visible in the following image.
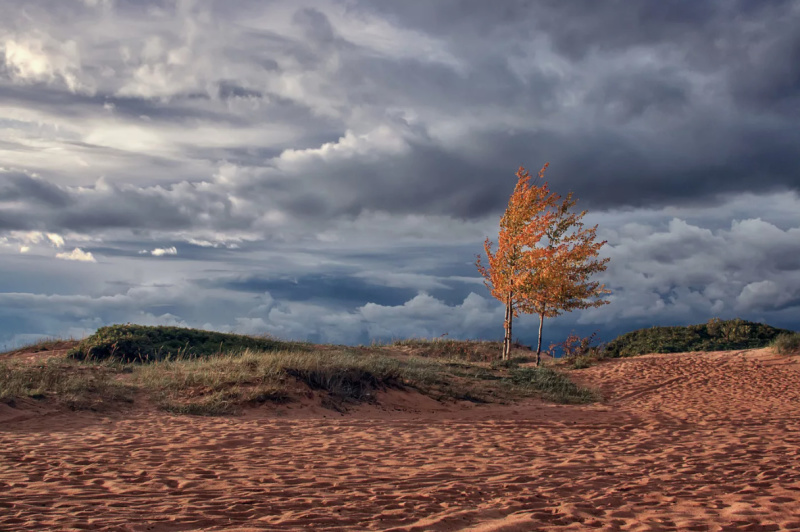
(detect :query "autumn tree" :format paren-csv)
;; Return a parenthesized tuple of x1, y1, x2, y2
(477, 164, 610, 363)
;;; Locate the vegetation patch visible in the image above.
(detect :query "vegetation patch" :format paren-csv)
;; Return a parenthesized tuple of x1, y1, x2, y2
(603, 318, 795, 358)
(286, 367, 401, 401)
(2, 326, 599, 416)
(771, 333, 800, 355)
(392, 338, 533, 362)
(563, 354, 597, 370)
(132, 348, 416, 415)
(509, 366, 599, 404)
(1, 338, 76, 358)
(0, 357, 134, 410)
(68, 324, 308, 363)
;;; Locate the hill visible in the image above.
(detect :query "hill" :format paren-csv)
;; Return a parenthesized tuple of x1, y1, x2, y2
(603, 318, 796, 358)
(1, 325, 595, 417)
(67, 323, 309, 362)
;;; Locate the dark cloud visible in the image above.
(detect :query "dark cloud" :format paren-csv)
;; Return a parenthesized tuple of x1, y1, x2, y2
(0, 84, 245, 124)
(0, 213, 28, 231)
(0, 0, 798, 347)
(203, 273, 417, 308)
(216, 81, 263, 101)
(0, 172, 70, 207)
(293, 8, 337, 44)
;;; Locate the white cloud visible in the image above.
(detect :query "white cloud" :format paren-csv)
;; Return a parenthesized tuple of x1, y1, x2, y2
(46, 233, 65, 248)
(56, 248, 96, 262)
(80, 0, 112, 8)
(2, 37, 86, 92)
(15, 231, 45, 245)
(359, 292, 500, 340)
(277, 126, 410, 168)
(151, 246, 177, 256)
(737, 280, 781, 310)
(580, 214, 800, 325)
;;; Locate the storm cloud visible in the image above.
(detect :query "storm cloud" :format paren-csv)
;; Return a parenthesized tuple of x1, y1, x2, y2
(0, 0, 798, 347)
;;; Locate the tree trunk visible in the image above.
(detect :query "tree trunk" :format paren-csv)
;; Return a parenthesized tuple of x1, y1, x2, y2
(503, 292, 513, 360)
(536, 312, 544, 366)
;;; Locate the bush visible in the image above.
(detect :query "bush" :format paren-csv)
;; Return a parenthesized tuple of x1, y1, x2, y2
(509, 366, 599, 404)
(547, 332, 604, 369)
(68, 324, 308, 363)
(286, 366, 403, 401)
(772, 333, 800, 355)
(603, 318, 794, 358)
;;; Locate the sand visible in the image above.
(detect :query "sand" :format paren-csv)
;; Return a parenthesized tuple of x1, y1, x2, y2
(2, 348, 800, 531)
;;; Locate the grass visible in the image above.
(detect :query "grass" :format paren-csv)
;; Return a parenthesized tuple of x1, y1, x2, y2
(562, 354, 597, 370)
(67, 324, 309, 362)
(1, 337, 76, 357)
(603, 318, 795, 358)
(1, 325, 599, 416)
(0, 357, 135, 410)
(509, 366, 600, 404)
(391, 337, 533, 362)
(134, 349, 409, 415)
(771, 333, 800, 355)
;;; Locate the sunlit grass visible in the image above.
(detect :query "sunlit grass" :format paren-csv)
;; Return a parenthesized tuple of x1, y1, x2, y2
(0, 357, 134, 410)
(1, 325, 599, 416)
(1, 347, 598, 416)
(772, 333, 800, 355)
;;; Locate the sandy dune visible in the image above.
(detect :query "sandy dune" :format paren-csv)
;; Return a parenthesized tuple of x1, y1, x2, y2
(2, 348, 800, 531)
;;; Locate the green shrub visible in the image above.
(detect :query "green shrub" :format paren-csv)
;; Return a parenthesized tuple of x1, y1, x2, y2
(286, 365, 403, 401)
(772, 333, 800, 355)
(509, 366, 599, 404)
(68, 324, 308, 363)
(603, 318, 794, 358)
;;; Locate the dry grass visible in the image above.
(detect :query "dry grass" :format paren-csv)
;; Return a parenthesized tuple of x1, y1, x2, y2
(0, 356, 134, 410)
(1, 345, 598, 416)
(772, 333, 800, 355)
(0, 337, 76, 358)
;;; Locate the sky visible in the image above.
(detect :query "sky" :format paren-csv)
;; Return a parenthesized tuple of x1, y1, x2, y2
(1, 0, 799, 350)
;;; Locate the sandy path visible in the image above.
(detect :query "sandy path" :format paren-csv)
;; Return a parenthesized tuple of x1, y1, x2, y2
(2, 349, 800, 531)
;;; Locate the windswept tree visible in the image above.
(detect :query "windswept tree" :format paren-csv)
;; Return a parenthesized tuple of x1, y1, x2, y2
(477, 164, 610, 363)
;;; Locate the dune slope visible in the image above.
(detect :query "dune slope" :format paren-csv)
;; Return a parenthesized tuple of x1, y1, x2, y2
(2, 348, 800, 531)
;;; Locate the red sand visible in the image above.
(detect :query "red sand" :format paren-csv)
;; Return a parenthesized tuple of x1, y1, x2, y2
(2, 348, 800, 531)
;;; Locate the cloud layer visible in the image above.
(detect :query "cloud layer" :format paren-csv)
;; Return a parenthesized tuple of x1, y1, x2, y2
(0, 0, 798, 347)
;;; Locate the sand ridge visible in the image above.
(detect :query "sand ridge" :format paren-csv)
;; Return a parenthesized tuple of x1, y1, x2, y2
(2, 348, 800, 531)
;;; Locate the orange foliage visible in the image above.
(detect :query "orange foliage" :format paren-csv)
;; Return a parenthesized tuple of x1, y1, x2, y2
(477, 164, 610, 361)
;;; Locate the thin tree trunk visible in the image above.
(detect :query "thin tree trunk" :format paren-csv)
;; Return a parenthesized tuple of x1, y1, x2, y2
(503, 292, 513, 360)
(536, 312, 544, 366)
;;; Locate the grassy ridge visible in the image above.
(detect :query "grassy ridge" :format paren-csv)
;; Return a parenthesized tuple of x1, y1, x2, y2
(68, 324, 308, 362)
(1, 326, 599, 416)
(134, 349, 412, 415)
(603, 318, 795, 358)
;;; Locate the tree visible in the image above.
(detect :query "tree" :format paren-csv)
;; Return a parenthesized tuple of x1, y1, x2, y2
(477, 164, 610, 363)
(476, 164, 558, 360)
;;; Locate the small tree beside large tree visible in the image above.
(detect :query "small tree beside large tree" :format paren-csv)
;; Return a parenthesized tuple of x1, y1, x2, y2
(477, 164, 610, 364)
